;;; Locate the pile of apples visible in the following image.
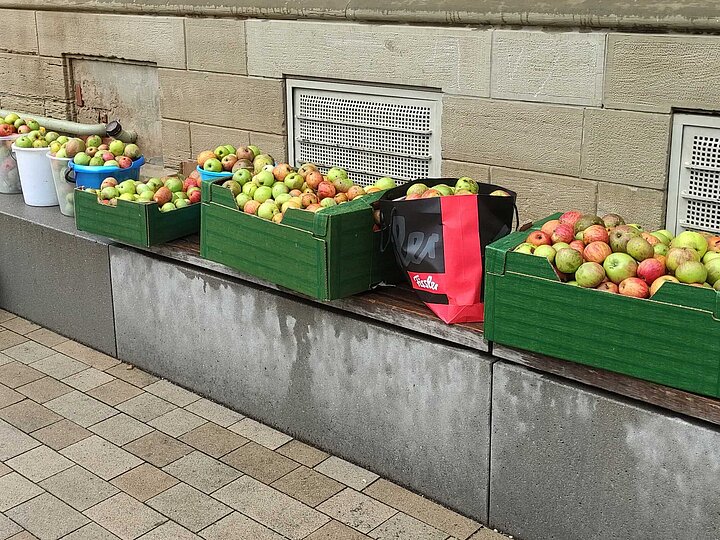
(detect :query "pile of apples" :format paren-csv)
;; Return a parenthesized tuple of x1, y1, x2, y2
(514, 211, 720, 298)
(0, 114, 43, 138)
(197, 144, 271, 174)
(220, 161, 395, 223)
(84, 174, 201, 212)
(52, 135, 142, 169)
(402, 177, 510, 198)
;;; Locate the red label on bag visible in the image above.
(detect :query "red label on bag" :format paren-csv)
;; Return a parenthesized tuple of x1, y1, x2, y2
(409, 273, 444, 293)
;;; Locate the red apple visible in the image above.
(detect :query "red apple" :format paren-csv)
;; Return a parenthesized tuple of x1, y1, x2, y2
(421, 189, 441, 198)
(637, 258, 665, 285)
(526, 231, 551, 247)
(317, 181, 336, 200)
(707, 236, 720, 253)
(406, 193, 422, 200)
(583, 241, 612, 264)
(559, 210, 582, 227)
(569, 240, 585, 254)
(540, 219, 561, 237)
(650, 275, 679, 297)
(116, 156, 132, 169)
(188, 190, 201, 204)
(551, 223, 575, 244)
(619, 277, 649, 298)
(583, 224, 610, 245)
(596, 282, 619, 293)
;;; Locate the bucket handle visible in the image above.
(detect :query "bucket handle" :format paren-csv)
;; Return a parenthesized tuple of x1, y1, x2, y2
(65, 166, 76, 185)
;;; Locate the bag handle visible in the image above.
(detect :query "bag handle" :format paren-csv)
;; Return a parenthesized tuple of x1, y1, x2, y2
(379, 206, 397, 253)
(513, 202, 520, 231)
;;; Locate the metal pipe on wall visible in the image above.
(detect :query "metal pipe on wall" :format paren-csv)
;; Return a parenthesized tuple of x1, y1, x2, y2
(0, 110, 137, 142)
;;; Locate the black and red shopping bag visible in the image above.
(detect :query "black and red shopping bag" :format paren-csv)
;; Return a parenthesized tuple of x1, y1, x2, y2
(378, 179, 517, 324)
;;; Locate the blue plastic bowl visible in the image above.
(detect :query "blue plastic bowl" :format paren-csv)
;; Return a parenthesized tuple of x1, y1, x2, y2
(197, 165, 233, 182)
(67, 156, 145, 189)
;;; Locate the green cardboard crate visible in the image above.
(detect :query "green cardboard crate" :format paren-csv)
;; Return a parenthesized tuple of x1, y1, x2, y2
(200, 179, 400, 300)
(74, 189, 200, 248)
(484, 213, 720, 398)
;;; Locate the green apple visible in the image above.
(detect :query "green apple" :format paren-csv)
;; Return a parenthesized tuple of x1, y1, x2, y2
(175, 192, 188, 200)
(136, 183, 152, 195)
(232, 169, 251, 186)
(254, 170, 275, 187)
(147, 178, 163, 191)
(235, 193, 250, 209)
(55, 148, 67, 158)
(175, 198, 189, 209)
(374, 177, 397, 190)
(138, 190, 155, 202)
(73, 152, 91, 166)
(434, 184, 455, 196)
(257, 200, 279, 220)
(27, 131, 41, 142)
(118, 193, 134, 201)
(455, 177, 478, 194)
(13, 118, 25, 129)
(203, 158, 222, 173)
(86, 135, 102, 148)
(703, 251, 720, 264)
(160, 202, 176, 212)
(25, 119, 40, 131)
(651, 231, 671, 245)
(253, 186, 273, 203)
(275, 193, 291, 206)
(247, 145, 261, 159)
(117, 180, 136, 196)
(56, 136, 69, 145)
(49, 141, 62, 154)
(89, 156, 104, 167)
(100, 186, 118, 200)
(214, 146, 231, 159)
(221, 180, 242, 197)
(44, 132, 59, 143)
(104, 160, 119, 167)
(32, 139, 48, 148)
(271, 182, 289, 199)
(15, 136, 32, 148)
(670, 231, 708, 257)
(242, 182, 258, 198)
(108, 140, 125, 157)
(223, 145, 236, 155)
(4, 113, 19, 124)
(164, 177, 183, 193)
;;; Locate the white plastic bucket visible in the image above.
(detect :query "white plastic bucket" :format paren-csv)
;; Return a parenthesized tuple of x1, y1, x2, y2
(47, 152, 74, 217)
(12, 144, 58, 206)
(0, 135, 21, 194)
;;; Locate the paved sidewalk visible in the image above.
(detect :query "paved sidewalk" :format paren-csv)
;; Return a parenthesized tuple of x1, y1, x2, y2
(0, 310, 506, 540)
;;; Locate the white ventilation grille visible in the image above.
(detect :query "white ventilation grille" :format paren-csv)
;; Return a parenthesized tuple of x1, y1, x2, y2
(287, 79, 441, 187)
(668, 114, 720, 235)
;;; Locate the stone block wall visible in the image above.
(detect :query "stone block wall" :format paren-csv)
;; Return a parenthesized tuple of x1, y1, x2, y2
(4, 8, 719, 227)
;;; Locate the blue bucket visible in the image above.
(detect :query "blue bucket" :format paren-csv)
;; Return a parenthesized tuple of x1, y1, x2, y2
(67, 156, 145, 189)
(197, 165, 233, 182)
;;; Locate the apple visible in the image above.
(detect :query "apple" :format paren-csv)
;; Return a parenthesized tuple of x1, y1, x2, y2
(116, 180, 136, 196)
(455, 177, 478, 194)
(602, 213, 625, 228)
(301, 192, 319, 208)
(100, 177, 118, 189)
(221, 154, 238, 171)
(636, 258, 665, 285)
(275, 194, 292, 206)
(704, 257, 720, 285)
(703, 251, 720, 264)
(533, 245, 556, 263)
(222, 180, 242, 197)
(489, 189, 511, 196)
(706, 236, 720, 253)
(619, 277, 649, 298)
(305, 171, 324, 190)
(15, 136, 32, 148)
(116, 156, 133, 169)
(609, 229, 636, 253)
(435, 184, 454, 196)
(284, 172, 304, 190)
(164, 177, 183, 193)
(583, 241, 612, 264)
(374, 177, 397, 191)
(232, 169, 252, 186)
(108, 140, 125, 157)
(555, 248, 583, 274)
(626, 236, 654, 261)
(407, 183, 428, 197)
(666, 247, 701, 273)
(317, 181, 337, 200)
(596, 282, 619, 293)
(253, 186, 273, 203)
(714, 279, 720, 291)
(559, 210, 582, 227)
(271, 183, 289, 199)
(235, 193, 250, 209)
(550, 223, 575, 244)
(214, 145, 231, 159)
(243, 200, 261, 215)
(583, 225, 609, 245)
(650, 231, 671, 245)
(575, 262, 606, 288)
(203, 158, 222, 172)
(514, 243, 535, 255)
(654, 243, 668, 257)
(650, 275, 679, 297)
(675, 261, 707, 284)
(73, 152, 91, 166)
(574, 214, 604, 234)
(254, 170, 275, 187)
(568, 240, 585, 255)
(347, 185, 366, 200)
(671, 231, 708, 257)
(552, 242, 570, 251)
(272, 163, 293, 181)
(257, 200, 279, 220)
(526, 231, 551, 247)
(421, 189, 441, 198)
(100, 186, 119, 200)
(540, 219, 561, 237)
(603, 253, 638, 284)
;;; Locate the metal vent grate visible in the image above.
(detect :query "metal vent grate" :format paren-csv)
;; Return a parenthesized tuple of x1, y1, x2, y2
(287, 80, 441, 187)
(668, 115, 720, 235)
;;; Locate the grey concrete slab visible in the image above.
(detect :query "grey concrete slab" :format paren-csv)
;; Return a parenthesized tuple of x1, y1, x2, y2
(110, 245, 493, 521)
(0, 194, 116, 355)
(489, 362, 720, 540)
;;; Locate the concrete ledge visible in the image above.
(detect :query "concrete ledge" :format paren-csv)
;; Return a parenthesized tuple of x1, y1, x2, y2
(110, 244, 494, 521)
(489, 362, 720, 539)
(0, 194, 116, 355)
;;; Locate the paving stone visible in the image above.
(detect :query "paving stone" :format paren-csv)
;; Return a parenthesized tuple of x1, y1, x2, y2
(44, 391, 117, 427)
(117, 393, 176, 423)
(52, 341, 119, 371)
(221, 441, 299, 484)
(105, 364, 158, 387)
(315, 456, 379, 491)
(184, 398, 244, 427)
(0, 400, 62, 433)
(0, 332, 28, 352)
(0, 309, 15, 323)
(200, 512, 284, 540)
(144, 380, 199, 407)
(148, 408, 206, 437)
(0, 363, 44, 389)
(305, 520, 370, 540)
(31, 420, 91, 451)
(163, 451, 240, 494)
(123, 431, 193, 468)
(25, 329, 67, 348)
(89, 413, 153, 446)
(147, 483, 231, 533)
(179, 422, 247, 458)
(0, 513, 22, 539)
(62, 368, 115, 392)
(87, 380, 143, 406)
(61, 523, 120, 539)
(6, 445, 74, 482)
(0, 420, 39, 460)
(0, 353, 13, 366)
(39, 466, 118, 511)
(60, 436, 142, 480)
(467, 528, 509, 540)
(110, 463, 178, 502)
(271, 465, 344, 507)
(369, 512, 447, 540)
(364, 479, 481, 539)
(29, 354, 86, 380)
(0, 473, 44, 512)
(2, 342, 54, 365)
(15, 377, 72, 404)
(6, 533, 38, 540)
(1, 319, 39, 336)
(277, 440, 329, 468)
(228, 418, 292, 450)
(0, 384, 24, 409)
(316, 488, 396, 534)
(85, 493, 167, 540)
(137, 521, 199, 539)
(6, 493, 88, 539)
(214, 476, 329, 540)
(0, 462, 11, 476)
